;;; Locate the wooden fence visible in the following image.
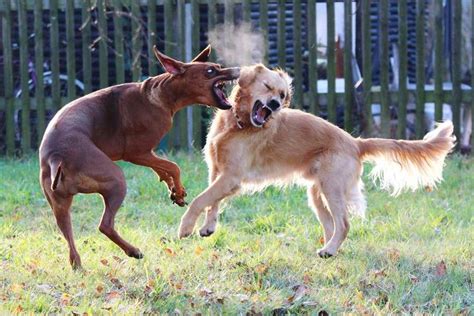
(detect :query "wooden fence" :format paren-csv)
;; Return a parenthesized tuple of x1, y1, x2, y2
(0, 0, 473, 156)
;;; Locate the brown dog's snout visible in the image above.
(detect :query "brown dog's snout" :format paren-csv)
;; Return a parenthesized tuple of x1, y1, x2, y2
(267, 99, 281, 111)
(221, 67, 240, 79)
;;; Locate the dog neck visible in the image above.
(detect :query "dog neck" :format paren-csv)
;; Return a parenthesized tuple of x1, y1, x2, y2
(142, 74, 198, 115)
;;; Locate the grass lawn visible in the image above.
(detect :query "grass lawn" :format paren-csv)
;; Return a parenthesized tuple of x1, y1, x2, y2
(0, 152, 472, 314)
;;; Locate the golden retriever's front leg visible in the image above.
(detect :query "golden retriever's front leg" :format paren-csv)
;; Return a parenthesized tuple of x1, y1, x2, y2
(178, 175, 240, 238)
(199, 202, 221, 237)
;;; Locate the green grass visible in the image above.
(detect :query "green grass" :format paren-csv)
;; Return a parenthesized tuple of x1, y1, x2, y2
(0, 152, 473, 314)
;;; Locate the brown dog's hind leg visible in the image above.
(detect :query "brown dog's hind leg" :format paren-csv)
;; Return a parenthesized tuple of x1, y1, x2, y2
(307, 185, 334, 246)
(96, 167, 143, 260)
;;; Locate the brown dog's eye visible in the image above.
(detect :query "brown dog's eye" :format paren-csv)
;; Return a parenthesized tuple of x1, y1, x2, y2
(280, 92, 285, 99)
(206, 68, 216, 76)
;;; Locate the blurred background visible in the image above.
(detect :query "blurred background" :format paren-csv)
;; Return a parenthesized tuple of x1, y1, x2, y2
(0, 0, 473, 155)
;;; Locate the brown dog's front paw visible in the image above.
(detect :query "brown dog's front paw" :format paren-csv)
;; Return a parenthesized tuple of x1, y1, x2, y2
(170, 187, 187, 207)
(126, 247, 144, 259)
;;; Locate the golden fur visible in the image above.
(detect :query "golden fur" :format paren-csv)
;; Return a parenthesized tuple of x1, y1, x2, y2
(179, 64, 456, 257)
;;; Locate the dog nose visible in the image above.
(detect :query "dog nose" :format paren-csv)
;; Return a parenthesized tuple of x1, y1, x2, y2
(267, 99, 280, 111)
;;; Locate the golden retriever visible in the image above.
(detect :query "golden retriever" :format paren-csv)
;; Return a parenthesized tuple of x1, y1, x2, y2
(178, 64, 456, 258)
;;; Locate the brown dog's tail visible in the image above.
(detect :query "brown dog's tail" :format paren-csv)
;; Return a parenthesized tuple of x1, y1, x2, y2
(357, 121, 455, 195)
(50, 158, 63, 191)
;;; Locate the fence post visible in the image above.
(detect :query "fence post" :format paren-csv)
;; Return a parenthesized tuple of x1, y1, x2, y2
(343, 0, 353, 132)
(277, 0, 285, 68)
(260, 0, 269, 64)
(293, 0, 302, 109)
(19, 0, 30, 153)
(471, 0, 474, 150)
(379, 0, 390, 138)
(113, 0, 125, 84)
(147, 0, 157, 77)
(98, 0, 109, 88)
(243, 0, 251, 22)
(415, 0, 425, 139)
(34, 0, 45, 142)
(308, 0, 318, 115)
(434, 0, 443, 123)
(177, 0, 187, 149)
(131, 0, 142, 82)
(66, 0, 76, 103)
(362, 0, 372, 136)
(2, 0, 15, 156)
(50, 0, 60, 111)
(82, 0, 92, 94)
(397, 0, 408, 139)
(327, 0, 336, 124)
(191, 0, 202, 149)
(452, 0, 462, 145)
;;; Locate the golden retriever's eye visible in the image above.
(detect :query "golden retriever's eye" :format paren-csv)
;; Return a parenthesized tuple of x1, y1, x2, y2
(280, 92, 285, 99)
(264, 83, 272, 91)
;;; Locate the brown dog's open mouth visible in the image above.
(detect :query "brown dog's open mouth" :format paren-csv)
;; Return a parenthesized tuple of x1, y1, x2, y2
(251, 100, 272, 127)
(213, 78, 237, 110)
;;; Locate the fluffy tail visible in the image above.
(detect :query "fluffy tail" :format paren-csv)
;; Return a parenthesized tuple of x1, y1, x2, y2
(50, 158, 63, 191)
(357, 121, 456, 195)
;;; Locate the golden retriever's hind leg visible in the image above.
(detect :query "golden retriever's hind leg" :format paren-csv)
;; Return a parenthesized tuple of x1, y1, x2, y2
(316, 189, 349, 258)
(307, 185, 334, 245)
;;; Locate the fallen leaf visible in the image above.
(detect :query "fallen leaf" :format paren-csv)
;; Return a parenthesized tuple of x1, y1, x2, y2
(112, 256, 123, 263)
(373, 268, 386, 277)
(100, 259, 109, 266)
(409, 274, 419, 283)
(319, 237, 325, 245)
(105, 291, 120, 303)
(255, 263, 268, 274)
(303, 273, 312, 284)
(194, 246, 204, 256)
(198, 287, 213, 297)
(60, 293, 72, 306)
(435, 260, 447, 277)
(14, 305, 23, 313)
(110, 277, 123, 289)
(10, 283, 24, 294)
(96, 284, 104, 294)
(164, 247, 176, 257)
(286, 284, 308, 304)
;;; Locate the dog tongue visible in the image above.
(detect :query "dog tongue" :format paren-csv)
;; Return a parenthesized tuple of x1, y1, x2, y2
(255, 107, 266, 125)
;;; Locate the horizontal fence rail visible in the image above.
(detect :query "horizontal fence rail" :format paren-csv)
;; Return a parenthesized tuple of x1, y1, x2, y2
(0, 0, 473, 156)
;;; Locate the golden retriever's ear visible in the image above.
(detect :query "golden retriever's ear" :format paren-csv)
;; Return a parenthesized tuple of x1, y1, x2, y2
(237, 66, 257, 88)
(276, 69, 293, 107)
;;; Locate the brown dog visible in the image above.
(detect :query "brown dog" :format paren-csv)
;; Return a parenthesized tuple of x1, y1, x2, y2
(39, 45, 239, 269)
(178, 64, 455, 258)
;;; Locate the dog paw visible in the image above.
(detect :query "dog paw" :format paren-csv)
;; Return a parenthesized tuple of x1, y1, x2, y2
(170, 187, 187, 207)
(126, 248, 144, 259)
(199, 227, 215, 237)
(317, 249, 334, 259)
(178, 225, 194, 239)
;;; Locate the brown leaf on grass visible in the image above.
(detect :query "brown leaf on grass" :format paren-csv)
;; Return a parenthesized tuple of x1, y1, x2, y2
(303, 273, 312, 284)
(112, 255, 124, 263)
(110, 277, 123, 289)
(387, 249, 400, 262)
(96, 284, 104, 294)
(60, 293, 72, 306)
(319, 237, 325, 245)
(164, 247, 176, 257)
(198, 287, 213, 297)
(435, 260, 447, 277)
(14, 305, 23, 313)
(105, 291, 120, 303)
(10, 283, 24, 294)
(255, 263, 268, 274)
(100, 259, 109, 266)
(195, 245, 204, 256)
(373, 268, 387, 278)
(409, 274, 419, 284)
(285, 284, 309, 304)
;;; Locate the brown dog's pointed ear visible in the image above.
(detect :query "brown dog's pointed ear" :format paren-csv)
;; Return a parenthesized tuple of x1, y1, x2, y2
(153, 45, 185, 75)
(191, 45, 211, 62)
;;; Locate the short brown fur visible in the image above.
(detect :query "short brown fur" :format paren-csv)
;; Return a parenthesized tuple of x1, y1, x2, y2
(39, 46, 239, 269)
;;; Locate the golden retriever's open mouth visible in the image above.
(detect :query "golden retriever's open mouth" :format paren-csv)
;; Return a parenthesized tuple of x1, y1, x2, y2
(251, 100, 273, 127)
